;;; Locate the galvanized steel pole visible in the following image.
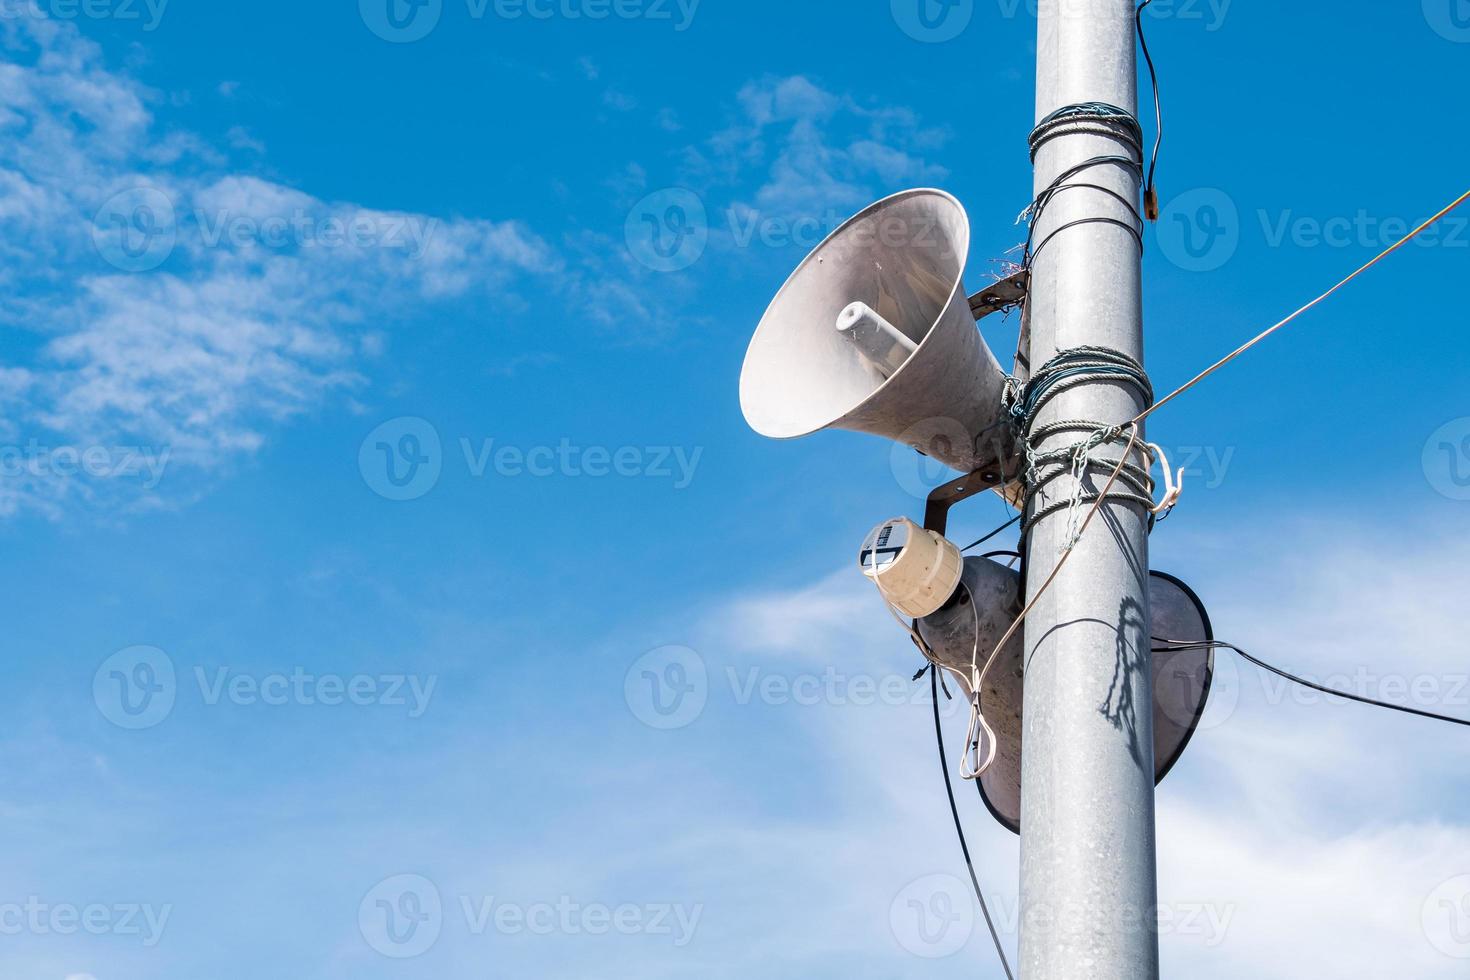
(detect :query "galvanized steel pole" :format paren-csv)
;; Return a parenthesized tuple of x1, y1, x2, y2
(1018, 0, 1160, 976)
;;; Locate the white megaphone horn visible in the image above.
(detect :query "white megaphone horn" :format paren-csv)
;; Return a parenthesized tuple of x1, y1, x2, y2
(739, 189, 1017, 475)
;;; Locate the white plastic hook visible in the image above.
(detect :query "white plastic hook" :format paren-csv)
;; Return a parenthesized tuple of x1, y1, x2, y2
(1146, 441, 1184, 515)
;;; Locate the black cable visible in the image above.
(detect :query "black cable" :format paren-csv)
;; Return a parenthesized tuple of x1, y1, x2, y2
(961, 514, 1022, 553)
(1155, 639, 1470, 729)
(1028, 102, 1143, 162)
(929, 666, 1016, 980)
(1022, 154, 1144, 264)
(1135, 0, 1163, 219)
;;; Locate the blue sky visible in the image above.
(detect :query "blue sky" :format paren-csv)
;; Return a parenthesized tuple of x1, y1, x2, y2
(1, 1, 1469, 978)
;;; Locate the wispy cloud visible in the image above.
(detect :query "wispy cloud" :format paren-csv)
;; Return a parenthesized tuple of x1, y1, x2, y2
(601, 520, 1470, 978)
(0, 16, 556, 518)
(686, 74, 951, 222)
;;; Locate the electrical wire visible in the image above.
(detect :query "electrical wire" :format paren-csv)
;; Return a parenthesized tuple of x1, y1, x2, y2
(960, 514, 1022, 553)
(1021, 154, 1144, 265)
(1135, 0, 1163, 218)
(1135, 188, 1470, 426)
(960, 423, 1142, 781)
(1155, 639, 1470, 728)
(929, 665, 1016, 980)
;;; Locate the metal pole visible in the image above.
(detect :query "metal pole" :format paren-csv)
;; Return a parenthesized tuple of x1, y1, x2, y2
(1018, 0, 1159, 976)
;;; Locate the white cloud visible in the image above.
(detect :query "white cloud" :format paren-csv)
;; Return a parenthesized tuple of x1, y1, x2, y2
(599, 520, 1470, 978)
(0, 15, 557, 518)
(690, 75, 951, 223)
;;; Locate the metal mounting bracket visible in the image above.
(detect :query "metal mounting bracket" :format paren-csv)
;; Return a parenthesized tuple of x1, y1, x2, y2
(968, 269, 1030, 322)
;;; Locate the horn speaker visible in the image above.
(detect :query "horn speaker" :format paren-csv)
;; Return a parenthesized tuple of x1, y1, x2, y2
(917, 556, 1214, 833)
(739, 189, 1013, 474)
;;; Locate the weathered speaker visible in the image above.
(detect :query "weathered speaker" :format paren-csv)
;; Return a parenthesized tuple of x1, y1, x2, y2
(917, 557, 1214, 834)
(739, 189, 1013, 474)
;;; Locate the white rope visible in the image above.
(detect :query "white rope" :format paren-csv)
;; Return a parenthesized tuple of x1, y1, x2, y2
(959, 579, 1001, 781)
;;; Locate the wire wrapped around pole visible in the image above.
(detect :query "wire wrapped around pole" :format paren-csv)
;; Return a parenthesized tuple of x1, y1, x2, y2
(1028, 102, 1144, 162)
(1006, 347, 1158, 541)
